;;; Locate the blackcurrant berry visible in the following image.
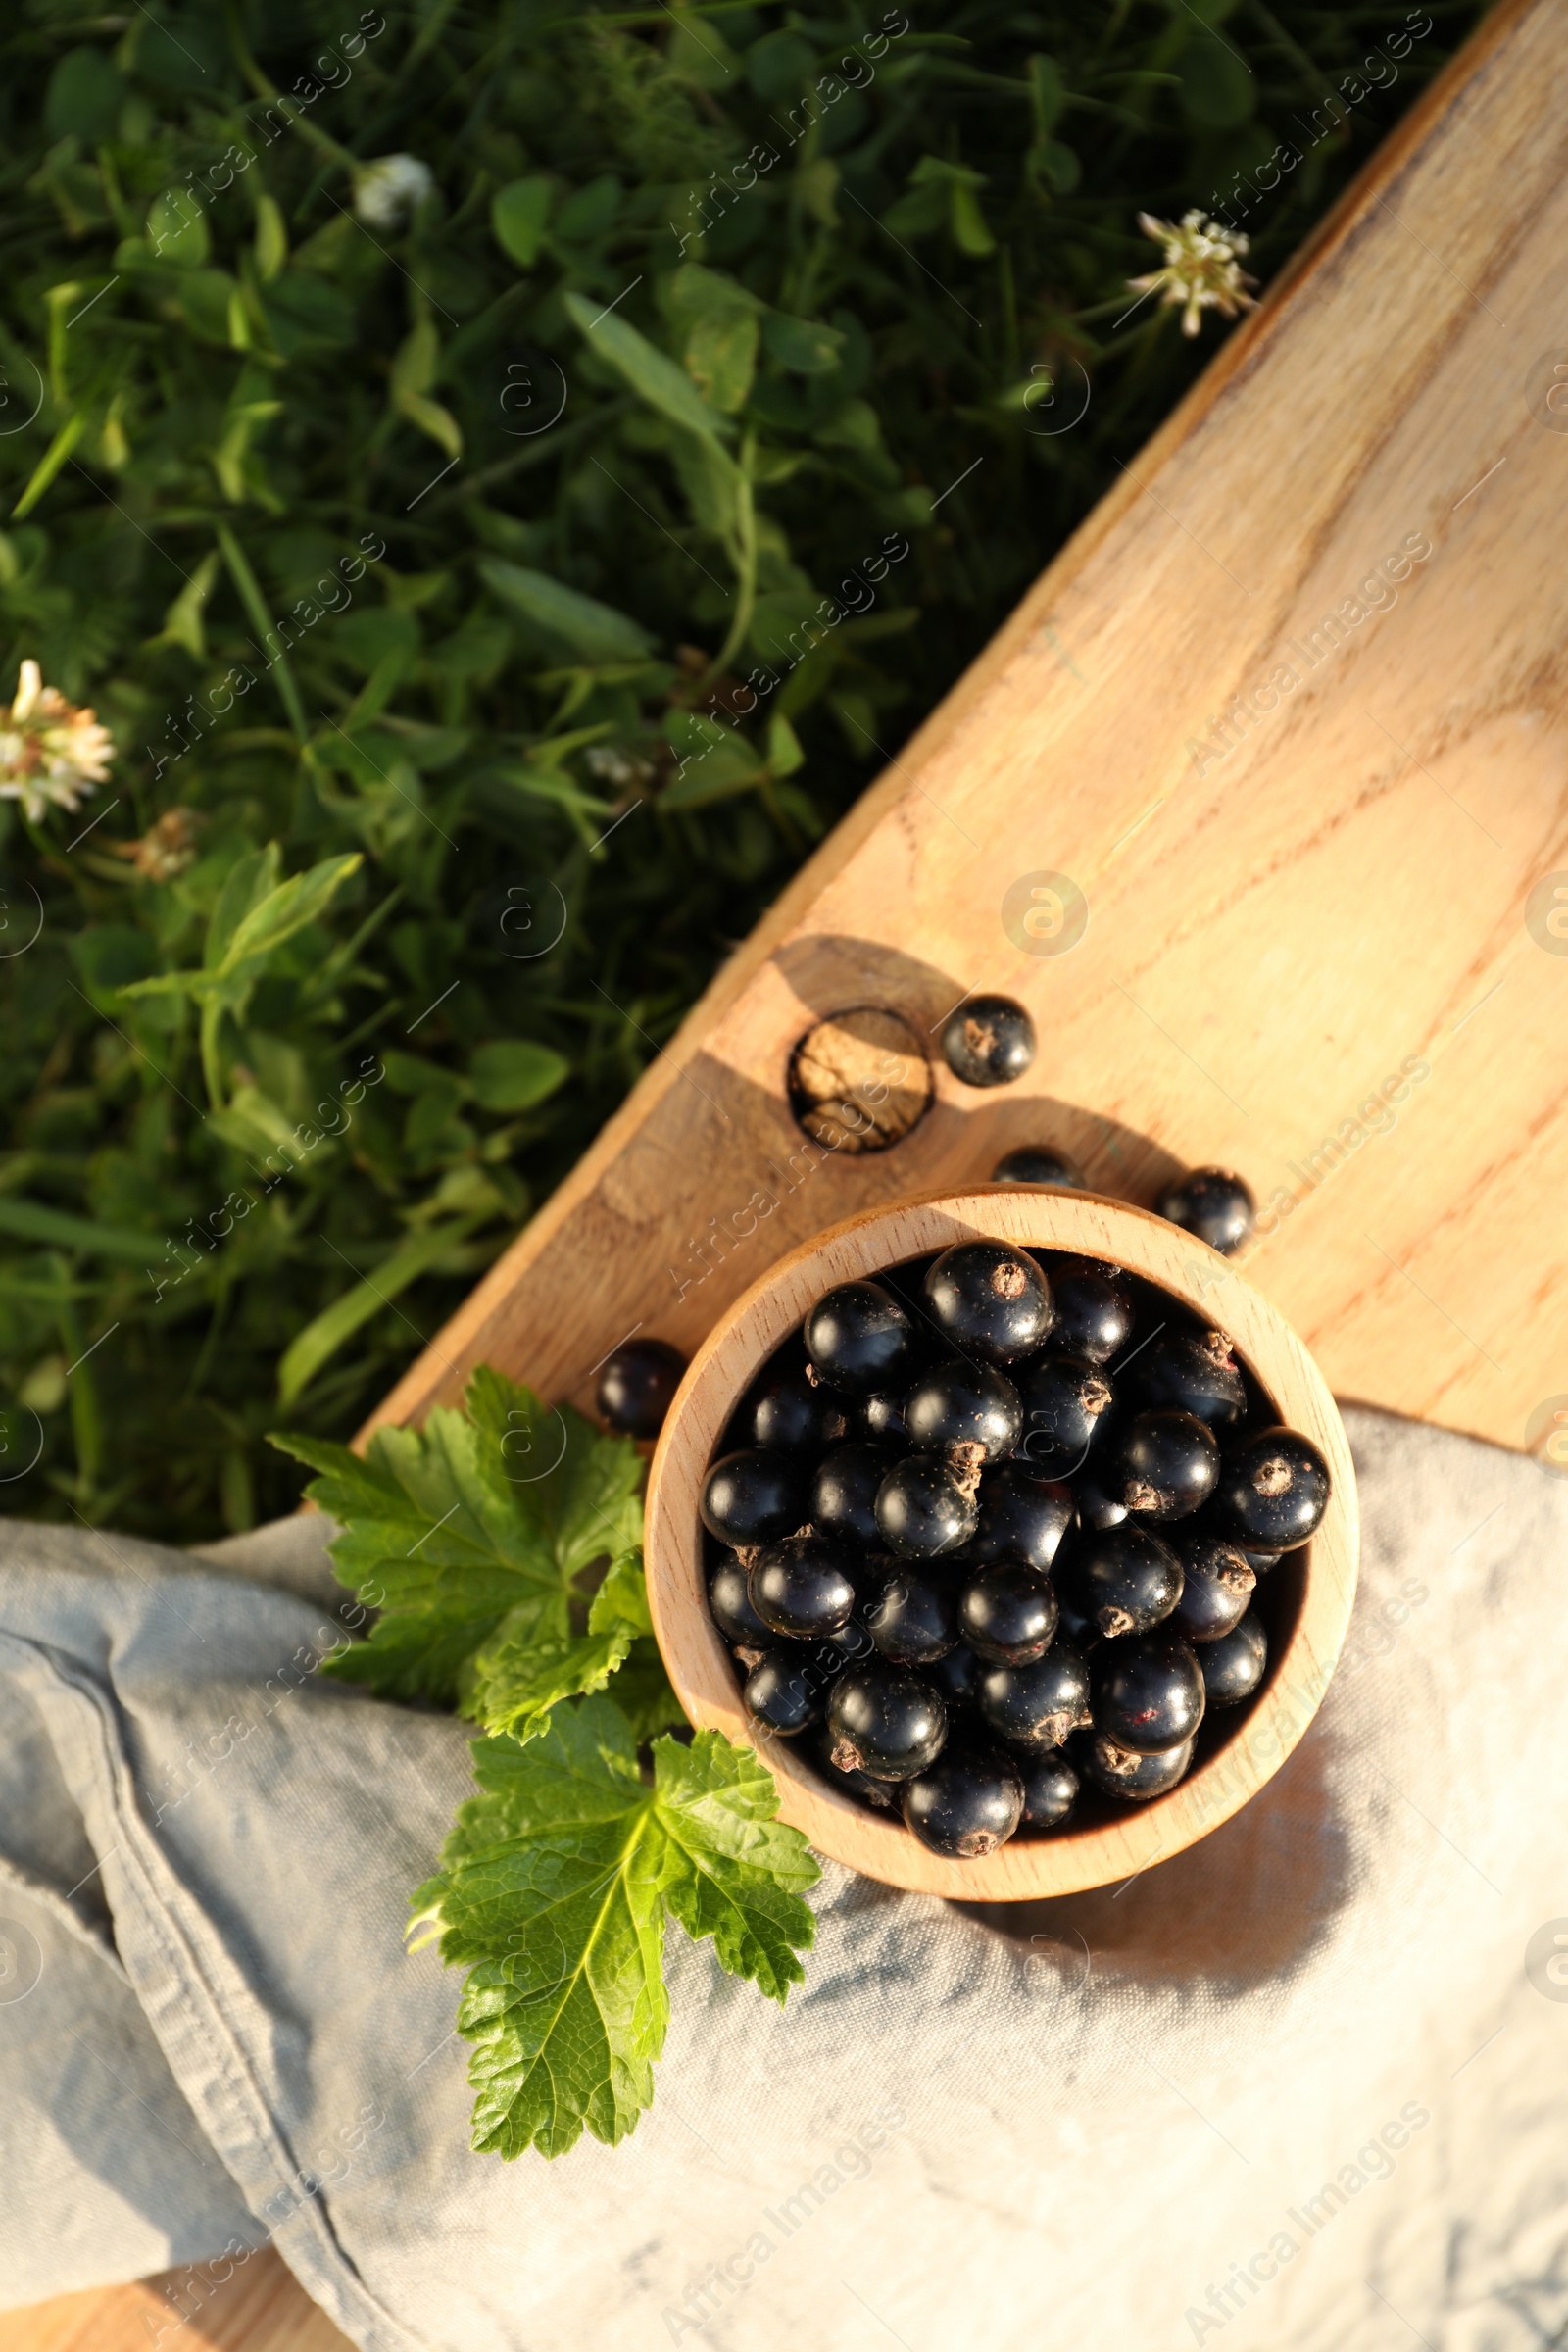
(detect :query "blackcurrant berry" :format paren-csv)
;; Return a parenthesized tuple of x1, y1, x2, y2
(941, 995, 1036, 1088)
(812, 1442, 896, 1547)
(1168, 1536, 1255, 1642)
(926, 1642, 984, 1712)
(812, 1726, 896, 1810)
(1213, 1425, 1331, 1547)
(1015, 1353, 1115, 1475)
(1073, 1471, 1129, 1532)
(709, 1554, 772, 1647)
(924, 1240, 1054, 1363)
(1042, 1258, 1134, 1364)
(701, 1448, 807, 1547)
(864, 1562, 958, 1664)
(597, 1337, 687, 1439)
(1080, 1730, 1194, 1801)
(1236, 1542, 1286, 1573)
(967, 1461, 1074, 1572)
(744, 1652, 822, 1736)
(805, 1279, 917, 1395)
(977, 1642, 1090, 1750)
(1156, 1166, 1255, 1255)
(749, 1535, 857, 1638)
(1054, 1582, 1101, 1649)
(993, 1145, 1083, 1188)
(1016, 1745, 1079, 1833)
(1106, 1406, 1219, 1521)
(860, 1391, 911, 1444)
(905, 1358, 1023, 1459)
(1122, 1330, 1246, 1434)
(1068, 1522, 1184, 1638)
(902, 1746, 1024, 1856)
(826, 1664, 948, 1780)
(1092, 1633, 1205, 1753)
(874, 1453, 979, 1558)
(749, 1367, 848, 1453)
(1200, 1612, 1268, 1705)
(959, 1558, 1059, 1664)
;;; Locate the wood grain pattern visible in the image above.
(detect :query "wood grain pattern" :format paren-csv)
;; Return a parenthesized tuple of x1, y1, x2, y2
(0, 2254, 351, 2352)
(362, 0, 1568, 1473)
(645, 1188, 1358, 1898)
(8, 5, 1555, 2342)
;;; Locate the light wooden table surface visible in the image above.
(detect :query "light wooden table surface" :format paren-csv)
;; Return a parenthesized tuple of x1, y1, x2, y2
(10, 0, 1566, 2343)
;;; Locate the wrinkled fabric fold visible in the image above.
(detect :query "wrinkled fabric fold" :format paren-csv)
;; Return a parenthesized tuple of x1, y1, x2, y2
(1, 1407, 1566, 2352)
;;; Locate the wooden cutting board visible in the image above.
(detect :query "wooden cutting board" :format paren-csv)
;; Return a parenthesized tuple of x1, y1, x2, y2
(8, 0, 1563, 2342)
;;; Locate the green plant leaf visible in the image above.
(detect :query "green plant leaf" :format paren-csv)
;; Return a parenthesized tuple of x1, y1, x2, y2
(274, 1217, 478, 1405)
(413, 1697, 817, 2159)
(491, 176, 553, 268)
(467, 1039, 569, 1112)
(477, 557, 653, 662)
(270, 1369, 644, 1710)
(564, 291, 734, 443)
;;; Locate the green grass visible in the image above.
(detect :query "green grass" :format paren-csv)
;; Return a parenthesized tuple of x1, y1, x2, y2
(0, 0, 1479, 1540)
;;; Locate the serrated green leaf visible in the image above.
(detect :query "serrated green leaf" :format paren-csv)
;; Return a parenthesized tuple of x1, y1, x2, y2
(416, 1698, 817, 2158)
(471, 1618, 636, 1741)
(654, 1730, 818, 2001)
(270, 1369, 644, 1711)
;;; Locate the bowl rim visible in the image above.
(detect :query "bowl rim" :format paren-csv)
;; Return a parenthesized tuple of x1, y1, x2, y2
(644, 1186, 1359, 1900)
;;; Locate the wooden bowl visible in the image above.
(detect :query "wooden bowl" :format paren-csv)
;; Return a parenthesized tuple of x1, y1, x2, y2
(644, 1188, 1358, 1900)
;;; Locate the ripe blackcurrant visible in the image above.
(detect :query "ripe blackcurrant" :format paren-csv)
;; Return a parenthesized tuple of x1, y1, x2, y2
(874, 1453, 979, 1558)
(902, 1746, 1024, 1856)
(744, 1652, 822, 1736)
(993, 1145, 1083, 1188)
(701, 1448, 807, 1547)
(1068, 1522, 1184, 1637)
(864, 1563, 958, 1665)
(926, 1642, 984, 1712)
(1080, 1730, 1194, 1801)
(1200, 1612, 1267, 1705)
(959, 1558, 1059, 1665)
(749, 1535, 857, 1638)
(813, 1726, 896, 1810)
(941, 995, 1036, 1088)
(977, 1642, 1090, 1750)
(967, 1461, 1074, 1572)
(1213, 1425, 1331, 1547)
(860, 1391, 910, 1444)
(805, 1279, 917, 1395)
(924, 1240, 1054, 1363)
(1169, 1535, 1255, 1642)
(1042, 1258, 1134, 1364)
(1122, 1330, 1246, 1434)
(749, 1367, 848, 1453)
(709, 1554, 772, 1647)
(1015, 1353, 1115, 1475)
(1092, 1633, 1205, 1753)
(812, 1442, 896, 1547)
(1016, 1745, 1079, 1832)
(1073, 1471, 1129, 1532)
(1107, 1406, 1219, 1520)
(597, 1337, 687, 1439)
(1156, 1166, 1255, 1255)
(826, 1664, 948, 1780)
(905, 1359, 1023, 1459)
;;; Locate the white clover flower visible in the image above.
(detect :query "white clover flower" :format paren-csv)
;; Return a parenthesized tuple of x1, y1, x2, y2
(1128, 210, 1257, 338)
(0, 660, 114, 822)
(354, 154, 435, 229)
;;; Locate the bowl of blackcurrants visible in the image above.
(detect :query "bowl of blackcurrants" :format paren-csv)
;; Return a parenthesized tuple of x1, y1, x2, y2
(643, 1189, 1357, 1898)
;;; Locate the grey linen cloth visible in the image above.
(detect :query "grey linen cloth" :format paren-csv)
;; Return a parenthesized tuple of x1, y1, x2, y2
(2, 1405, 1567, 2352)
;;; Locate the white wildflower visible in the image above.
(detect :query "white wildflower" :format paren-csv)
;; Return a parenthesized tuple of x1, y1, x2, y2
(585, 745, 656, 792)
(111, 808, 202, 882)
(1128, 210, 1257, 338)
(0, 660, 114, 822)
(354, 154, 435, 229)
